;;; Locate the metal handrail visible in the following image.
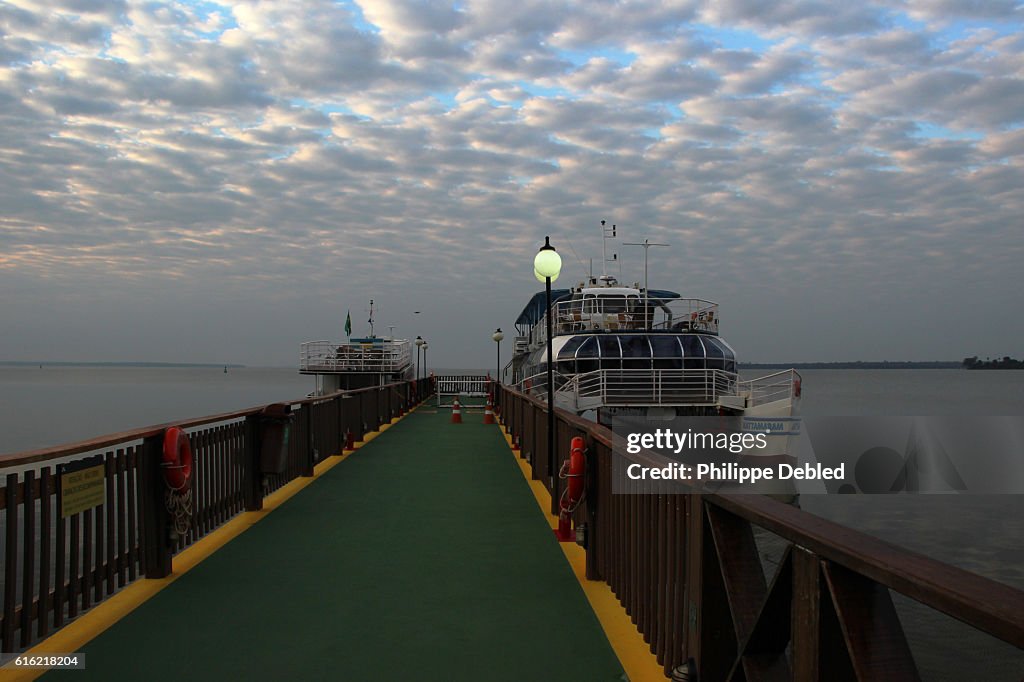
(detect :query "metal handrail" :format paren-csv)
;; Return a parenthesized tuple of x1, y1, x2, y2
(517, 367, 799, 410)
(300, 340, 412, 373)
(528, 296, 720, 345)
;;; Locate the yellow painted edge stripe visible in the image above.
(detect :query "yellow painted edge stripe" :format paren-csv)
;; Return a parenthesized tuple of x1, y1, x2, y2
(2, 404, 426, 680)
(499, 425, 666, 682)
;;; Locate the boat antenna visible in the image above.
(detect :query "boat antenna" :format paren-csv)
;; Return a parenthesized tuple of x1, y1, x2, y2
(387, 325, 396, 339)
(368, 299, 375, 338)
(624, 238, 670, 320)
(562, 236, 589, 281)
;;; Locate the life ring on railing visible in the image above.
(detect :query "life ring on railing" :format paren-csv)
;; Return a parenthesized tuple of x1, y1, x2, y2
(161, 426, 193, 491)
(793, 376, 802, 398)
(560, 436, 586, 510)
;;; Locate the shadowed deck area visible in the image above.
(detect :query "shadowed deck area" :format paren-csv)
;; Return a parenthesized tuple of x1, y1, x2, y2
(45, 408, 626, 681)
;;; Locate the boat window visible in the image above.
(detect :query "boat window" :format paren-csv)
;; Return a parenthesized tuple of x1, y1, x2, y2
(598, 294, 627, 314)
(557, 336, 586, 360)
(680, 335, 706, 370)
(598, 335, 621, 369)
(575, 336, 599, 373)
(702, 335, 726, 370)
(650, 336, 683, 369)
(583, 294, 597, 315)
(620, 336, 652, 370)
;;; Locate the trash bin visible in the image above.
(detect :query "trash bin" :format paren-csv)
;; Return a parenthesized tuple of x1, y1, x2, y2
(259, 403, 293, 474)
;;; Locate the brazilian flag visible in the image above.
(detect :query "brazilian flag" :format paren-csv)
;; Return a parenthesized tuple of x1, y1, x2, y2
(344, 310, 352, 336)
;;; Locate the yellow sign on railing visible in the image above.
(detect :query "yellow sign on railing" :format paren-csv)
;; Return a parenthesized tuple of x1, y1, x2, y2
(59, 456, 105, 518)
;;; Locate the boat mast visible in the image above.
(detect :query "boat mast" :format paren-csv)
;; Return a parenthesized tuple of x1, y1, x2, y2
(600, 220, 617, 282)
(368, 299, 375, 338)
(624, 238, 669, 321)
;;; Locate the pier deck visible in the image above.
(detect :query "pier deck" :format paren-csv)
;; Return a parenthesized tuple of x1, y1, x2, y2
(41, 408, 626, 681)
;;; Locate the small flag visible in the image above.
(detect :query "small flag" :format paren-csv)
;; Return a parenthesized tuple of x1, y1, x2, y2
(344, 310, 352, 336)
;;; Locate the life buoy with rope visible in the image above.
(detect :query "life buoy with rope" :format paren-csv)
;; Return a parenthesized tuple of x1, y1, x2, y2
(560, 436, 586, 510)
(162, 426, 194, 540)
(555, 436, 586, 541)
(161, 426, 193, 491)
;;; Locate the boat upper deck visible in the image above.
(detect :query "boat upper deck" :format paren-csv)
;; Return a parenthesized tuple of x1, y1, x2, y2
(515, 289, 720, 354)
(299, 338, 412, 375)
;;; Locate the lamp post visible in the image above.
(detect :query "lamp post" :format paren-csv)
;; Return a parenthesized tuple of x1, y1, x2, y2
(492, 328, 504, 383)
(534, 236, 562, 489)
(415, 336, 424, 382)
(422, 343, 429, 380)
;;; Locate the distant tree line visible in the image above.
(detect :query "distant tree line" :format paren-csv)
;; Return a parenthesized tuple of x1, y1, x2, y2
(962, 356, 1024, 370)
(741, 361, 961, 369)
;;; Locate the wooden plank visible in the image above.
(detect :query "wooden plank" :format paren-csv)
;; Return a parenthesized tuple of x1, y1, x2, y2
(54, 503, 66, 628)
(127, 447, 139, 582)
(82, 507, 93, 609)
(792, 547, 821, 681)
(68, 513, 79, 618)
(116, 450, 127, 588)
(733, 545, 793, 682)
(105, 452, 116, 597)
(21, 470, 35, 647)
(823, 562, 920, 681)
(4, 474, 20, 652)
(39, 467, 52, 638)
(706, 505, 768, 643)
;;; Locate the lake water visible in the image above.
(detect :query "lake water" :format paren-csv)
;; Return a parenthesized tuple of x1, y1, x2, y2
(0, 366, 1022, 678)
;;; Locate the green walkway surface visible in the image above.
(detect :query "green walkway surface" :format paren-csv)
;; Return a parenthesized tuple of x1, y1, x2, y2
(47, 408, 626, 682)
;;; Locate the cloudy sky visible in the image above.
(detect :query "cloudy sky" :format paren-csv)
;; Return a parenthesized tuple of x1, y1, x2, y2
(1, 0, 1022, 368)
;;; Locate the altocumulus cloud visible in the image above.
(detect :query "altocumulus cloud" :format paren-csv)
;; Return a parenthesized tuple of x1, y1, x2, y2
(0, 0, 1022, 367)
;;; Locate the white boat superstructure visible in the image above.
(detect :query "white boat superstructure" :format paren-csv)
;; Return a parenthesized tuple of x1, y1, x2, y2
(508, 275, 801, 424)
(509, 273, 801, 499)
(300, 337, 413, 392)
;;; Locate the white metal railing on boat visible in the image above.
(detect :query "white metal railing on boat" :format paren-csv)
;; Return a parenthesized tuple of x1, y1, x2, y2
(563, 368, 737, 409)
(300, 339, 412, 374)
(527, 295, 719, 347)
(738, 369, 802, 407)
(519, 367, 800, 412)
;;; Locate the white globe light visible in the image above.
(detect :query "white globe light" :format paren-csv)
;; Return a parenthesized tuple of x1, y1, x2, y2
(534, 248, 562, 279)
(534, 268, 547, 283)
(492, 329, 504, 342)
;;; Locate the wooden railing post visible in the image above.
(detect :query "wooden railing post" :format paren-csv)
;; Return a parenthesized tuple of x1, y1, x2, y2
(139, 435, 173, 578)
(792, 547, 822, 681)
(242, 415, 263, 512)
(302, 405, 314, 477)
(584, 435, 600, 581)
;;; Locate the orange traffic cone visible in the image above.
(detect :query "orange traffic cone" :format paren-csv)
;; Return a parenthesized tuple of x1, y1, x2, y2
(483, 396, 495, 424)
(451, 399, 462, 424)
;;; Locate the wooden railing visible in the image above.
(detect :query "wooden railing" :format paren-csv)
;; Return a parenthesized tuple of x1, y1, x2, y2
(493, 382, 1024, 680)
(0, 377, 434, 657)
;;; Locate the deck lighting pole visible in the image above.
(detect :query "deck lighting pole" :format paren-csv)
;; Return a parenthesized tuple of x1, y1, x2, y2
(422, 343, 429, 380)
(415, 336, 424, 383)
(534, 236, 562, 488)
(492, 328, 504, 384)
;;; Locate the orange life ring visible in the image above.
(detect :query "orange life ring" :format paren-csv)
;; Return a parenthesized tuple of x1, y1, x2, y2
(565, 436, 585, 506)
(162, 426, 193, 491)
